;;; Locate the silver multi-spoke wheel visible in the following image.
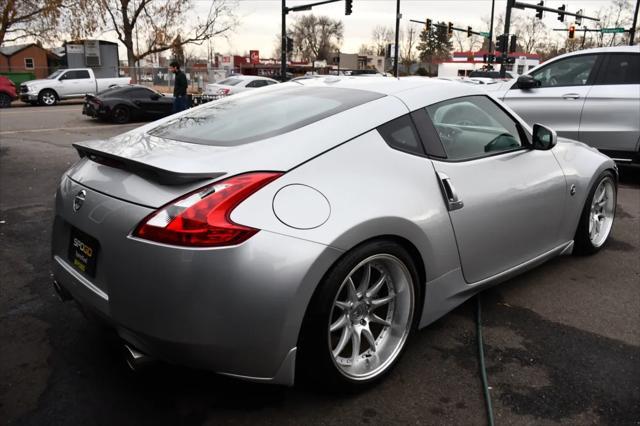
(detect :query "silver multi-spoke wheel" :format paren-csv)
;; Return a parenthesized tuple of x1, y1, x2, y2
(588, 177, 615, 248)
(40, 90, 57, 106)
(328, 254, 414, 381)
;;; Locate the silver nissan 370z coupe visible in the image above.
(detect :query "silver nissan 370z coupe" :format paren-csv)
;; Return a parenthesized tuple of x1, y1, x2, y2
(52, 77, 617, 388)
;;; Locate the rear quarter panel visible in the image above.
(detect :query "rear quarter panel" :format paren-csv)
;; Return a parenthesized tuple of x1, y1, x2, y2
(232, 130, 461, 283)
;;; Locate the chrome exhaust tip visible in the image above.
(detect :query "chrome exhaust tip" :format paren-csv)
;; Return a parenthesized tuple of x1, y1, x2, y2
(53, 280, 73, 302)
(123, 344, 153, 371)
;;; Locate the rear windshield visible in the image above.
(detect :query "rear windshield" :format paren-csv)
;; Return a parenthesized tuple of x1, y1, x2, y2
(218, 78, 242, 86)
(148, 86, 384, 146)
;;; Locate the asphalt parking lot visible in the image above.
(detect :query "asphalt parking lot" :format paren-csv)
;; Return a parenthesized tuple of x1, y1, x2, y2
(1, 104, 638, 426)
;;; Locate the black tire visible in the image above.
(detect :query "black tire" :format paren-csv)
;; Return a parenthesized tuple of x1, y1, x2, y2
(573, 170, 617, 255)
(297, 239, 419, 389)
(111, 105, 131, 124)
(38, 89, 58, 106)
(0, 92, 11, 108)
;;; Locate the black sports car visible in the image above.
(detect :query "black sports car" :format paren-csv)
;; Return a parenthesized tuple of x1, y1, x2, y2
(83, 85, 174, 124)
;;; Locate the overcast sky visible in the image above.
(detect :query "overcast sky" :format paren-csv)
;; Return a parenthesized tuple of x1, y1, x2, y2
(118, 0, 623, 59)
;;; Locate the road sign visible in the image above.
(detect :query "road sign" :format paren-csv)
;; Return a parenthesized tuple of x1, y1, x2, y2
(480, 31, 491, 37)
(601, 27, 625, 33)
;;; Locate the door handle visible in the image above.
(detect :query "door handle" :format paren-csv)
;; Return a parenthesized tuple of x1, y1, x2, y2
(437, 172, 464, 211)
(133, 100, 141, 105)
(562, 93, 580, 100)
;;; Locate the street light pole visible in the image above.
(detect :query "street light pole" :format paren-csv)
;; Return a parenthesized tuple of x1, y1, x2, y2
(630, 0, 639, 45)
(393, 0, 401, 77)
(281, 0, 287, 81)
(488, 0, 496, 67)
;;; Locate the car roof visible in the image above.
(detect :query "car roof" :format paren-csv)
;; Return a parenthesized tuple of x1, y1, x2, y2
(291, 75, 481, 98)
(229, 75, 277, 82)
(545, 45, 639, 61)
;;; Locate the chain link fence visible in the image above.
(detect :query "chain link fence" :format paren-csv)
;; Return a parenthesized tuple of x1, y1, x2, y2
(119, 66, 240, 94)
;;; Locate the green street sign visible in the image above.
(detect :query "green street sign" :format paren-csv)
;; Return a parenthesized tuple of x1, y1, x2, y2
(480, 32, 491, 38)
(601, 27, 625, 33)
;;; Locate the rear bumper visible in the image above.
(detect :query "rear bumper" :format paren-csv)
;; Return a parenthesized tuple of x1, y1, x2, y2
(82, 103, 109, 118)
(51, 175, 343, 385)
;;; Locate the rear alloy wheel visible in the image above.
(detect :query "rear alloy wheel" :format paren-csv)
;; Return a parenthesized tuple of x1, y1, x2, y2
(0, 93, 11, 108)
(574, 171, 617, 255)
(112, 106, 131, 124)
(298, 241, 417, 388)
(38, 89, 57, 106)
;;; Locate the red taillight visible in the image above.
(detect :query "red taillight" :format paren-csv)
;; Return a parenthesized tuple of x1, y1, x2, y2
(134, 172, 283, 247)
(218, 88, 230, 95)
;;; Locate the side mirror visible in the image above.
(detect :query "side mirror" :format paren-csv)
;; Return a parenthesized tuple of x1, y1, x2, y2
(150, 94, 161, 100)
(59, 74, 68, 81)
(532, 123, 557, 150)
(516, 75, 540, 90)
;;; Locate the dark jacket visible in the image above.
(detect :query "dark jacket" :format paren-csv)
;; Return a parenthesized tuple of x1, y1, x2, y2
(173, 70, 188, 97)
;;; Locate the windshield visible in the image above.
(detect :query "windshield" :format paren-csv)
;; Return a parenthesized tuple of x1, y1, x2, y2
(148, 86, 383, 146)
(48, 70, 64, 79)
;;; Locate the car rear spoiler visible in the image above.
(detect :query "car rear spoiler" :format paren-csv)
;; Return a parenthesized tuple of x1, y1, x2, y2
(72, 143, 224, 186)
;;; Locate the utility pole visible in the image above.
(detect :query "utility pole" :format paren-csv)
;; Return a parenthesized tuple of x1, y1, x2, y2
(393, 0, 401, 77)
(488, 0, 496, 67)
(631, 0, 639, 45)
(281, 0, 287, 81)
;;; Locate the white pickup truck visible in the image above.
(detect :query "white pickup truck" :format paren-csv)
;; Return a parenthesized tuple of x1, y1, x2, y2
(19, 68, 130, 106)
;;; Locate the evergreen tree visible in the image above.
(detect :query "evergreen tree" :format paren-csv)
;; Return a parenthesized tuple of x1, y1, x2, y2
(417, 21, 453, 75)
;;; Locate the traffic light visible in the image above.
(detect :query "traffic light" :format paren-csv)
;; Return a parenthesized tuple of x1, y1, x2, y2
(448, 22, 454, 36)
(558, 4, 566, 22)
(535, 1, 544, 19)
(467, 26, 472, 37)
(509, 35, 517, 53)
(496, 34, 508, 54)
(426, 18, 431, 32)
(568, 25, 575, 39)
(345, 0, 352, 15)
(286, 36, 293, 54)
(575, 9, 582, 25)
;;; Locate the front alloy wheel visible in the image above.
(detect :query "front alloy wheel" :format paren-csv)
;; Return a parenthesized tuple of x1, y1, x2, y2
(574, 170, 617, 255)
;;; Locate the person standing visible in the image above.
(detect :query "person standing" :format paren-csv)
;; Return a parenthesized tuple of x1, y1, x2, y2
(169, 61, 188, 113)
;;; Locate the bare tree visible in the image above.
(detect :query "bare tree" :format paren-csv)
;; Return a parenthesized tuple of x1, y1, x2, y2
(358, 43, 374, 55)
(97, 0, 236, 79)
(289, 14, 343, 62)
(0, 0, 63, 44)
(401, 24, 417, 67)
(594, 0, 634, 46)
(371, 25, 394, 56)
(511, 14, 549, 53)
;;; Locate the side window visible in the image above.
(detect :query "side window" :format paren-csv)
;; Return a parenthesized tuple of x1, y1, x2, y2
(530, 54, 597, 87)
(426, 96, 523, 161)
(598, 53, 640, 85)
(377, 115, 424, 156)
(247, 80, 268, 88)
(129, 88, 153, 98)
(63, 70, 91, 80)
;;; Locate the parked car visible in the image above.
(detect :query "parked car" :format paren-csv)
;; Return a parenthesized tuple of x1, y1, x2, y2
(491, 45, 640, 163)
(204, 75, 278, 96)
(83, 85, 174, 124)
(468, 70, 514, 80)
(0, 75, 17, 108)
(52, 77, 616, 389)
(20, 68, 130, 106)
